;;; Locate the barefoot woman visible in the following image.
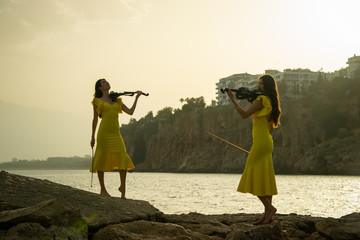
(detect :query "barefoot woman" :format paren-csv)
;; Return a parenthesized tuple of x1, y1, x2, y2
(90, 78, 143, 198)
(226, 74, 281, 224)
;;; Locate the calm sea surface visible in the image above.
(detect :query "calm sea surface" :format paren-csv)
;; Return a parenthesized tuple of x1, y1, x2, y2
(7, 170, 360, 218)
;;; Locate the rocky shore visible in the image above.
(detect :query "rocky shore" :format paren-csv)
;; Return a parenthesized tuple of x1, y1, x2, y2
(0, 171, 359, 240)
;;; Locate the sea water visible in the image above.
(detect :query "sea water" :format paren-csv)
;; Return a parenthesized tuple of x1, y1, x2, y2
(7, 170, 360, 218)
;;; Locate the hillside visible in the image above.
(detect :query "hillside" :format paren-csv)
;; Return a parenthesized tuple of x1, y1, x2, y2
(120, 77, 360, 175)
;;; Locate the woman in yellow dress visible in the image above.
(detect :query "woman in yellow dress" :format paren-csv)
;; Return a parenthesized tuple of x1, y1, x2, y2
(90, 78, 143, 198)
(226, 74, 281, 225)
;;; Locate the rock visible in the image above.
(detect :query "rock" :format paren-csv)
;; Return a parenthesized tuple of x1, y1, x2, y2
(0, 171, 162, 233)
(295, 134, 360, 175)
(1, 172, 359, 240)
(316, 213, 360, 240)
(1, 222, 88, 240)
(278, 214, 321, 240)
(92, 220, 217, 240)
(214, 213, 327, 240)
(47, 224, 88, 240)
(211, 213, 264, 226)
(225, 221, 281, 240)
(0, 198, 88, 239)
(163, 212, 230, 238)
(0, 198, 83, 230)
(1, 222, 53, 240)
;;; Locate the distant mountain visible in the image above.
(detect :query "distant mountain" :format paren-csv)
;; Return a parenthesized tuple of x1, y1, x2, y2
(0, 100, 91, 162)
(0, 156, 91, 170)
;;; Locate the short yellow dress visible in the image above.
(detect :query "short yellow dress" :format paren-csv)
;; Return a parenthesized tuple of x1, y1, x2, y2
(237, 95, 277, 196)
(90, 97, 135, 173)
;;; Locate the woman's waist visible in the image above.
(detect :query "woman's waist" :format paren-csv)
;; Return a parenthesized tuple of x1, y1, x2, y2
(252, 117, 269, 124)
(100, 114, 119, 119)
(252, 123, 270, 130)
(252, 128, 272, 137)
(99, 120, 120, 128)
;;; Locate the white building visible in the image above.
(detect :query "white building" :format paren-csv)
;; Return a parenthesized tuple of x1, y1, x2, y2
(216, 73, 259, 106)
(271, 69, 324, 98)
(346, 54, 360, 79)
(326, 68, 347, 81)
(326, 54, 360, 80)
(216, 69, 324, 105)
(216, 55, 359, 105)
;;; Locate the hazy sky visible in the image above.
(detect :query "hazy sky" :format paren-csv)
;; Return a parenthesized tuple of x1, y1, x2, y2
(1, 0, 359, 123)
(1, 0, 359, 162)
(0, 0, 360, 122)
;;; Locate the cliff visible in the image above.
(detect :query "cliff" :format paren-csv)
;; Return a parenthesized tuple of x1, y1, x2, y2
(1, 171, 359, 240)
(121, 90, 360, 175)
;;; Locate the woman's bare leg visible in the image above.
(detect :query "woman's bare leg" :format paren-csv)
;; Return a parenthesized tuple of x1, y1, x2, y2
(97, 171, 110, 196)
(257, 196, 277, 224)
(253, 196, 273, 225)
(118, 170, 127, 199)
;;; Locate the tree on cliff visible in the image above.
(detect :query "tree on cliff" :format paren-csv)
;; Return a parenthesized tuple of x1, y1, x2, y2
(156, 107, 174, 123)
(304, 76, 360, 139)
(181, 97, 206, 112)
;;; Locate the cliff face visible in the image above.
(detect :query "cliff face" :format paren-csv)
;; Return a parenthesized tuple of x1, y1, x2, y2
(121, 78, 360, 175)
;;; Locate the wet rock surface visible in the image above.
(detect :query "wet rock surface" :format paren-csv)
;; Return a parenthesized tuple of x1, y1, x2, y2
(1, 171, 359, 240)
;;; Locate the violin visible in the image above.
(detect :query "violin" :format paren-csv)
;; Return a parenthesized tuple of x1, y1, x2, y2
(221, 87, 262, 102)
(110, 91, 149, 101)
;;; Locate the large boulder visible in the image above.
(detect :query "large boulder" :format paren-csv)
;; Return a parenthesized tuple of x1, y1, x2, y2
(1, 222, 53, 240)
(92, 220, 218, 240)
(225, 221, 281, 240)
(0, 171, 162, 233)
(0, 198, 82, 230)
(316, 213, 360, 240)
(0, 198, 88, 240)
(163, 212, 231, 238)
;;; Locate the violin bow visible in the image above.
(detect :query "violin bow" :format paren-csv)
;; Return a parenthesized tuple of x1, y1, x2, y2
(207, 131, 249, 154)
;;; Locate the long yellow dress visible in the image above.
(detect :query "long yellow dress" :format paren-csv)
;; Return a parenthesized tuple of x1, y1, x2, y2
(90, 97, 135, 173)
(237, 95, 278, 196)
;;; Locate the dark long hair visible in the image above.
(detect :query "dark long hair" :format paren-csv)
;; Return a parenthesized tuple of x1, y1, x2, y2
(94, 78, 105, 98)
(260, 74, 281, 127)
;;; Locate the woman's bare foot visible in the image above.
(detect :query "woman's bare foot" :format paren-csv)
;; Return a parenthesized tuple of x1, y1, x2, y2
(100, 190, 110, 197)
(252, 214, 265, 225)
(118, 186, 126, 199)
(253, 217, 265, 225)
(261, 207, 277, 224)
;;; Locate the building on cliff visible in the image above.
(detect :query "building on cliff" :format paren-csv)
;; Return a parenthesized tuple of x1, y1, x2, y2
(326, 67, 348, 80)
(216, 54, 359, 106)
(346, 54, 360, 79)
(271, 68, 324, 99)
(216, 73, 259, 106)
(216, 69, 323, 105)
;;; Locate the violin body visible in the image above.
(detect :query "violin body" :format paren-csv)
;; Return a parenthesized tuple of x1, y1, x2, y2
(110, 91, 149, 101)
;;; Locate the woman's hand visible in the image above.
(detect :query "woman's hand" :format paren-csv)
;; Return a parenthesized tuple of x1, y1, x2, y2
(90, 137, 95, 148)
(135, 91, 143, 98)
(226, 89, 235, 99)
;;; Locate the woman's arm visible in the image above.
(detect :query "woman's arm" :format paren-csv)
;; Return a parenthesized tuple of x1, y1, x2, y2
(122, 91, 142, 115)
(226, 89, 263, 119)
(90, 104, 98, 148)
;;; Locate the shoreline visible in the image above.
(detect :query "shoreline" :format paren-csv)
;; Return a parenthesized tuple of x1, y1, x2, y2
(1, 171, 360, 239)
(3, 168, 360, 176)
